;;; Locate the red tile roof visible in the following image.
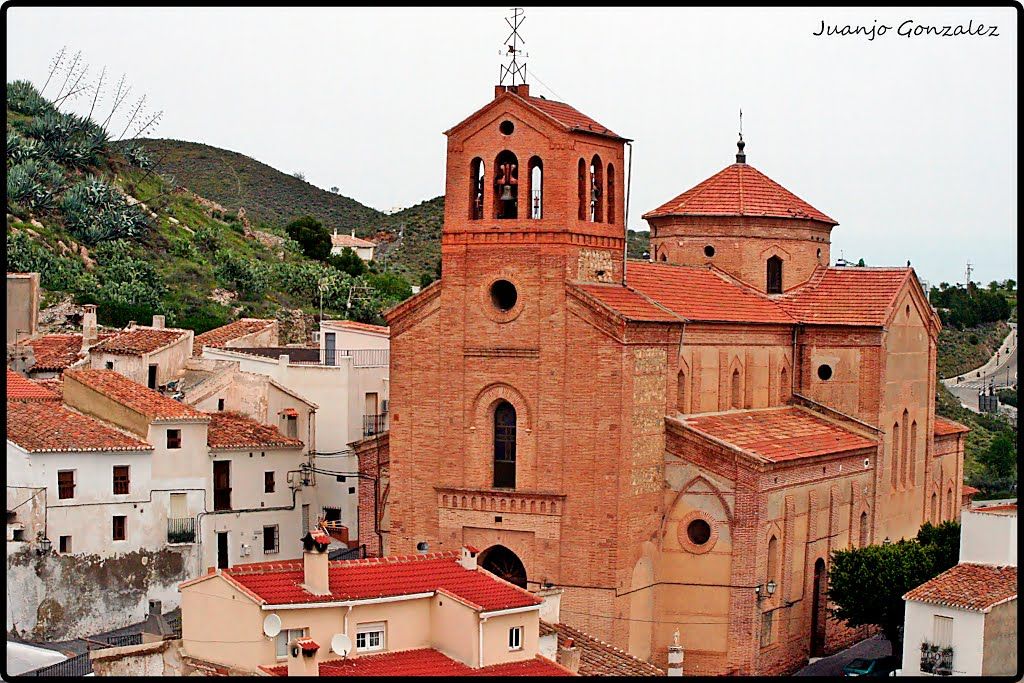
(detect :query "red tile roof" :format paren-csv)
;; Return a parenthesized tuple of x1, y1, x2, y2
(217, 551, 541, 611)
(24, 333, 117, 372)
(777, 267, 912, 326)
(64, 369, 208, 422)
(6, 370, 60, 401)
(903, 563, 1017, 612)
(6, 399, 152, 453)
(517, 93, 620, 140)
(260, 649, 573, 677)
(973, 504, 1017, 516)
(572, 283, 679, 322)
(91, 327, 188, 355)
(934, 417, 970, 436)
(626, 262, 795, 324)
(206, 411, 303, 450)
(962, 484, 981, 496)
(643, 162, 836, 224)
(295, 637, 320, 653)
(193, 318, 276, 355)
(321, 319, 391, 337)
(331, 232, 376, 249)
(539, 621, 664, 676)
(681, 406, 877, 462)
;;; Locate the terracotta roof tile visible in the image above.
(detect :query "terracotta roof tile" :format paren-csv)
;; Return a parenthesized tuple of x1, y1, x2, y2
(777, 267, 912, 326)
(91, 327, 189, 355)
(539, 621, 664, 676)
(221, 551, 540, 611)
(260, 650, 572, 677)
(193, 318, 276, 355)
(903, 563, 1016, 612)
(206, 411, 303, 450)
(934, 417, 970, 436)
(64, 369, 208, 422)
(973, 504, 1017, 516)
(643, 163, 836, 224)
(330, 233, 376, 248)
(24, 333, 116, 371)
(321, 319, 390, 337)
(6, 399, 152, 453)
(626, 262, 795, 324)
(572, 283, 679, 322)
(518, 93, 620, 139)
(6, 369, 60, 401)
(961, 484, 981, 496)
(681, 406, 877, 462)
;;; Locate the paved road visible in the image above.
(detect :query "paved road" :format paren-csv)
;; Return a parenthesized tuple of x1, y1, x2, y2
(795, 634, 893, 676)
(943, 323, 1017, 412)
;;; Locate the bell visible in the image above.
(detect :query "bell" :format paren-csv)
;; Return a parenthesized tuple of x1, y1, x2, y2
(500, 185, 514, 201)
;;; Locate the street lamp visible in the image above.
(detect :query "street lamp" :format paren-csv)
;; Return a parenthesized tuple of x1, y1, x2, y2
(755, 580, 777, 600)
(882, 537, 892, 546)
(36, 535, 52, 555)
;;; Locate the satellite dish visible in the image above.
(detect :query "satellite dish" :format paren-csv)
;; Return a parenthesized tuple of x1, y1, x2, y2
(263, 613, 282, 638)
(330, 633, 352, 657)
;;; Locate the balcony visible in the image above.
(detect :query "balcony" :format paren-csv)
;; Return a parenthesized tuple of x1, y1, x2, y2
(167, 517, 196, 544)
(363, 413, 388, 437)
(920, 642, 953, 675)
(228, 347, 388, 368)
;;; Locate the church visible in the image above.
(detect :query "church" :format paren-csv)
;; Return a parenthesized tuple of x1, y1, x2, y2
(378, 75, 967, 674)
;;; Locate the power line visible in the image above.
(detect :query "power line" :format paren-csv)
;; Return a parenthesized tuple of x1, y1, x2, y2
(525, 66, 565, 102)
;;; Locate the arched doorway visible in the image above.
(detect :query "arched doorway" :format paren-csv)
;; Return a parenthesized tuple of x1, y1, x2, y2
(478, 544, 527, 589)
(810, 558, 827, 656)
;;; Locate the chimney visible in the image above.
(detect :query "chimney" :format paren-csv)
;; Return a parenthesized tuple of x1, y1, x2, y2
(141, 598, 175, 643)
(350, 228, 356, 238)
(556, 638, 580, 674)
(458, 546, 478, 571)
(81, 304, 98, 350)
(536, 586, 563, 624)
(151, 315, 165, 329)
(301, 530, 331, 596)
(538, 632, 558, 661)
(286, 637, 319, 677)
(279, 354, 290, 368)
(667, 629, 683, 676)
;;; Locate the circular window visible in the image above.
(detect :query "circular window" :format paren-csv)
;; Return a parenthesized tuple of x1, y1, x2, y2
(686, 519, 712, 545)
(499, 120, 515, 135)
(490, 280, 518, 311)
(817, 364, 833, 381)
(704, 245, 716, 258)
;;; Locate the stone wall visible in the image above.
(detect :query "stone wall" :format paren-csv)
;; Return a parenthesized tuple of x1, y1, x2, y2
(6, 543, 199, 641)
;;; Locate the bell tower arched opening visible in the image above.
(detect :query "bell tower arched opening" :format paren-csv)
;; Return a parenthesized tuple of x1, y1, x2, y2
(494, 151, 519, 219)
(478, 544, 527, 588)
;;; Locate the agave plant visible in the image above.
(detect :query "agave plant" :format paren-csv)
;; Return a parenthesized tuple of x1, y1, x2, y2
(6, 131, 43, 166)
(6, 159, 65, 211)
(59, 177, 151, 244)
(6, 80, 52, 117)
(121, 143, 154, 170)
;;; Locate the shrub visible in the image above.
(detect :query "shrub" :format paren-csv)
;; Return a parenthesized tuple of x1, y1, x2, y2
(328, 247, 366, 277)
(92, 240, 166, 307)
(6, 131, 44, 165)
(121, 143, 154, 171)
(214, 250, 271, 300)
(59, 177, 151, 244)
(968, 334, 979, 345)
(6, 230, 92, 292)
(169, 238, 198, 259)
(365, 272, 413, 300)
(284, 215, 331, 261)
(194, 224, 224, 252)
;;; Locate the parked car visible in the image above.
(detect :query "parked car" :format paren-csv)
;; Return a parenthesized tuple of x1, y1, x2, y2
(842, 656, 901, 677)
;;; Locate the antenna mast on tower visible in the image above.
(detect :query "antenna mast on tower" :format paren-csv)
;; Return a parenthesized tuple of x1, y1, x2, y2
(965, 261, 973, 285)
(499, 8, 529, 86)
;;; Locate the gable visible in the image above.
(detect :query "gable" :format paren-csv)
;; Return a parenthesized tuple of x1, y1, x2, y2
(444, 92, 569, 145)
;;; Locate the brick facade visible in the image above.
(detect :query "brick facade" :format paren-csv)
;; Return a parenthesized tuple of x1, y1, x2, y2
(381, 82, 966, 675)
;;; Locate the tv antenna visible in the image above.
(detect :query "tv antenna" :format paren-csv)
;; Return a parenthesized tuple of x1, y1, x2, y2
(498, 8, 528, 86)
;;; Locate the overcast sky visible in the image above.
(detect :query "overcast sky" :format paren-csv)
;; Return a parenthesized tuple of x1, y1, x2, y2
(6, 6, 1017, 286)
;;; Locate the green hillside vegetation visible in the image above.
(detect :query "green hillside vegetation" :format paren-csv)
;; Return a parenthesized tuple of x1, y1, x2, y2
(936, 320, 1010, 379)
(935, 383, 1016, 499)
(6, 80, 410, 332)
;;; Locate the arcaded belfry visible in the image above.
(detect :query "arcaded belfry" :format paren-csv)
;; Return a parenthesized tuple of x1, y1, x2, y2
(380, 65, 967, 674)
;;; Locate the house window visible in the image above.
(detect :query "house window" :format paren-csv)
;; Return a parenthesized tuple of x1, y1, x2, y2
(167, 429, 182, 449)
(112, 515, 127, 541)
(263, 525, 279, 554)
(760, 611, 774, 647)
(265, 471, 275, 494)
(767, 256, 783, 294)
(57, 470, 75, 500)
(217, 398, 225, 411)
(275, 628, 308, 659)
(113, 465, 130, 495)
(508, 626, 523, 650)
(493, 401, 517, 488)
(355, 622, 386, 652)
(105, 361, 114, 370)
(59, 535, 72, 553)
(932, 615, 953, 648)
(285, 415, 298, 438)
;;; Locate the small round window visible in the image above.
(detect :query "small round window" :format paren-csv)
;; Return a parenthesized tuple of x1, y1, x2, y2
(817, 364, 833, 381)
(704, 245, 716, 258)
(499, 120, 515, 135)
(490, 280, 518, 311)
(686, 519, 712, 545)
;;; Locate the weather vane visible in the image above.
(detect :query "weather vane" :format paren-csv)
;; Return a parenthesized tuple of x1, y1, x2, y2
(499, 8, 528, 86)
(736, 108, 747, 163)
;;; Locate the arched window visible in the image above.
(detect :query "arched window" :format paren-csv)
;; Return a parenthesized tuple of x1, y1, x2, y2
(931, 492, 938, 522)
(858, 511, 868, 548)
(766, 535, 779, 583)
(731, 368, 741, 409)
(469, 158, 485, 220)
(493, 401, 517, 488)
(909, 420, 918, 483)
(590, 155, 603, 222)
(891, 421, 900, 489)
(946, 487, 954, 520)
(780, 366, 789, 403)
(677, 370, 688, 414)
(901, 409, 910, 488)
(493, 151, 519, 219)
(767, 256, 783, 294)
(528, 156, 543, 219)
(577, 159, 587, 221)
(660, 252, 668, 262)
(606, 163, 616, 225)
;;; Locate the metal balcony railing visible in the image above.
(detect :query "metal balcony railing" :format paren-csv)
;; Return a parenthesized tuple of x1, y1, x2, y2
(363, 413, 388, 437)
(920, 643, 954, 675)
(167, 517, 196, 544)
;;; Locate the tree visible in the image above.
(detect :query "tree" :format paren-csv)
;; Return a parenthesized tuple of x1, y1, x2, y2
(1005, 278, 1016, 291)
(366, 272, 412, 300)
(419, 271, 435, 289)
(856, 258, 866, 267)
(329, 186, 339, 194)
(915, 521, 961, 575)
(292, 171, 306, 181)
(285, 215, 331, 261)
(328, 247, 366, 277)
(978, 432, 1016, 479)
(828, 540, 936, 653)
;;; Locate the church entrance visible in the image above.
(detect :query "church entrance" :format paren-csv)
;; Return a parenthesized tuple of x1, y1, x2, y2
(477, 545, 527, 588)
(810, 558, 827, 656)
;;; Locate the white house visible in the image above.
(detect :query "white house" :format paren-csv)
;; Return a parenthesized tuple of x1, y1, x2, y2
(89, 315, 193, 390)
(901, 505, 1017, 676)
(330, 229, 376, 261)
